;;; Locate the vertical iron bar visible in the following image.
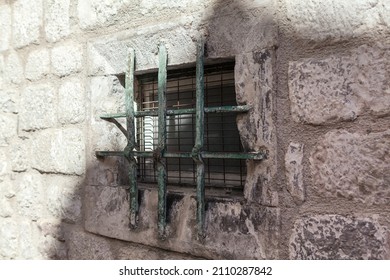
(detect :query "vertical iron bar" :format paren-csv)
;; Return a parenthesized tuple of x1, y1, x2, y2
(125, 48, 138, 227)
(194, 39, 205, 237)
(157, 44, 168, 236)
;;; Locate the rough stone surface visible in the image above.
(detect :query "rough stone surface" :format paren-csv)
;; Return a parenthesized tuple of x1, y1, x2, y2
(52, 43, 83, 77)
(32, 128, 85, 175)
(15, 171, 45, 220)
(0, 218, 18, 259)
(44, 0, 70, 42)
(77, 0, 132, 30)
(285, 143, 305, 203)
(13, 0, 43, 48)
(310, 130, 390, 205)
(0, 4, 11, 51)
(290, 215, 389, 259)
(46, 176, 82, 223)
(0, 149, 8, 178)
(0, 114, 17, 146)
(286, 0, 390, 42)
(85, 185, 280, 259)
(0, 55, 4, 89)
(11, 141, 30, 172)
(58, 79, 85, 124)
(19, 219, 42, 259)
(20, 84, 56, 131)
(4, 51, 23, 85)
(289, 43, 390, 124)
(66, 226, 114, 259)
(25, 48, 50, 81)
(0, 88, 18, 114)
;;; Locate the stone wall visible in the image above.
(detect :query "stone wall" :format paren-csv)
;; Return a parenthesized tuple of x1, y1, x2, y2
(0, 0, 389, 259)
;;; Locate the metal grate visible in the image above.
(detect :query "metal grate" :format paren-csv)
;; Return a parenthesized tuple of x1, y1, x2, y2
(136, 63, 246, 190)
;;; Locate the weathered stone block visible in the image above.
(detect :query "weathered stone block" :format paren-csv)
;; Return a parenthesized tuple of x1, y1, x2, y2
(44, 0, 70, 42)
(0, 218, 18, 259)
(0, 197, 13, 218)
(18, 219, 42, 259)
(58, 79, 85, 124)
(32, 128, 85, 175)
(0, 88, 18, 114)
(46, 176, 82, 223)
(0, 55, 4, 89)
(285, 142, 304, 203)
(15, 171, 45, 220)
(0, 4, 11, 51)
(65, 226, 114, 259)
(289, 43, 390, 124)
(310, 130, 390, 205)
(77, 0, 132, 30)
(0, 114, 17, 147)
(25, 48, 50, 81)
(286, 0, 390, 43)
(20, 84, 56, 131)
(0, 149, 8, 178)
(13, 0, 43, 48)
(11, 138, 30, 172)
(4, 51, 23, 85)
(52, 43, 83, 77)
(290, 215, 389, 259)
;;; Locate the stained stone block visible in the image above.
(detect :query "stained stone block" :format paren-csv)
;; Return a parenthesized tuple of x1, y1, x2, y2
(290, 215, 389, 259)
(289, 44, 390, 124)
(285, 142, 304, 203)
(310, 130, 390, 205)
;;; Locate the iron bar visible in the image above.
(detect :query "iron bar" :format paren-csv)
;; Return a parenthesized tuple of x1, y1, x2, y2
(125, 48, 138, 228)
(193, 39, 205, 238)
(100, 105, 252, 119)
(157, 44, 168, 237)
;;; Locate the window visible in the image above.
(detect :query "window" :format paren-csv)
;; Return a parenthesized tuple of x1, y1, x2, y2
(135, 62, 246, 192)
(96, 43, 265, 236)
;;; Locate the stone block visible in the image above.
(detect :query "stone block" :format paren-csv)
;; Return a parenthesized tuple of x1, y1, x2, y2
(25, 48, 50, 81)
(289, 43, 390, 124)
(65, 226, 114, 259)
(20, 84, 56, 131)
(4, 51, 23, 85)
(58, 79, 85, 124)
(77, 0, 132, 30)
(18, 219, 42, 259)
(15, 171, 45, 220)
(285, 142, 304, 203)
(310, 129, 390, 205)
(0, 55, 4, 89)
(0, 149, 8, 178)
(44, 0, 70, 42)
(52, 43, 83, 77)
(0, 198, 13, 218)
(13, 0, 43, 48)
(286, 0, 390, 43)
(11, 138, 30, 172)
(290, 215, 389, 259)
(32, 128, 86, 175)
(0, 114, 17, 147)
(0, 4, 11, 51)
(0, 88, 18, 114)
(0, 176, 15, 199)
(0, 218, 18, 259)
(46, 176, 82, 223)
(37, 219, 67, 259)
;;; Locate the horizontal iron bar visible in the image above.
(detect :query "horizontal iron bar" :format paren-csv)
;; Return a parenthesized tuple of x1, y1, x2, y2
(100, 105, 252, 119)
(96, 150, 265, 160)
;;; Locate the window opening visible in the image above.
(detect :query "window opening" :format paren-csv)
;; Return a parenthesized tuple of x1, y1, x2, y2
(135, 62, 246, 190)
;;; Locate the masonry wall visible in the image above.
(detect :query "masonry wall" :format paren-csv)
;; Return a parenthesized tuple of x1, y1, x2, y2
(0, 0, 389, 259)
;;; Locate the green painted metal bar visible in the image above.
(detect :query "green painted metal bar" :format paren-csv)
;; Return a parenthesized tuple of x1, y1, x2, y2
(124, 48, 139, 228)
(101, 105, 252, 119)
(157, 44, 168, 237)
(101, 118, 127, 137)
(97, 151, 266, 160)
(193, 39, 206, 238)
